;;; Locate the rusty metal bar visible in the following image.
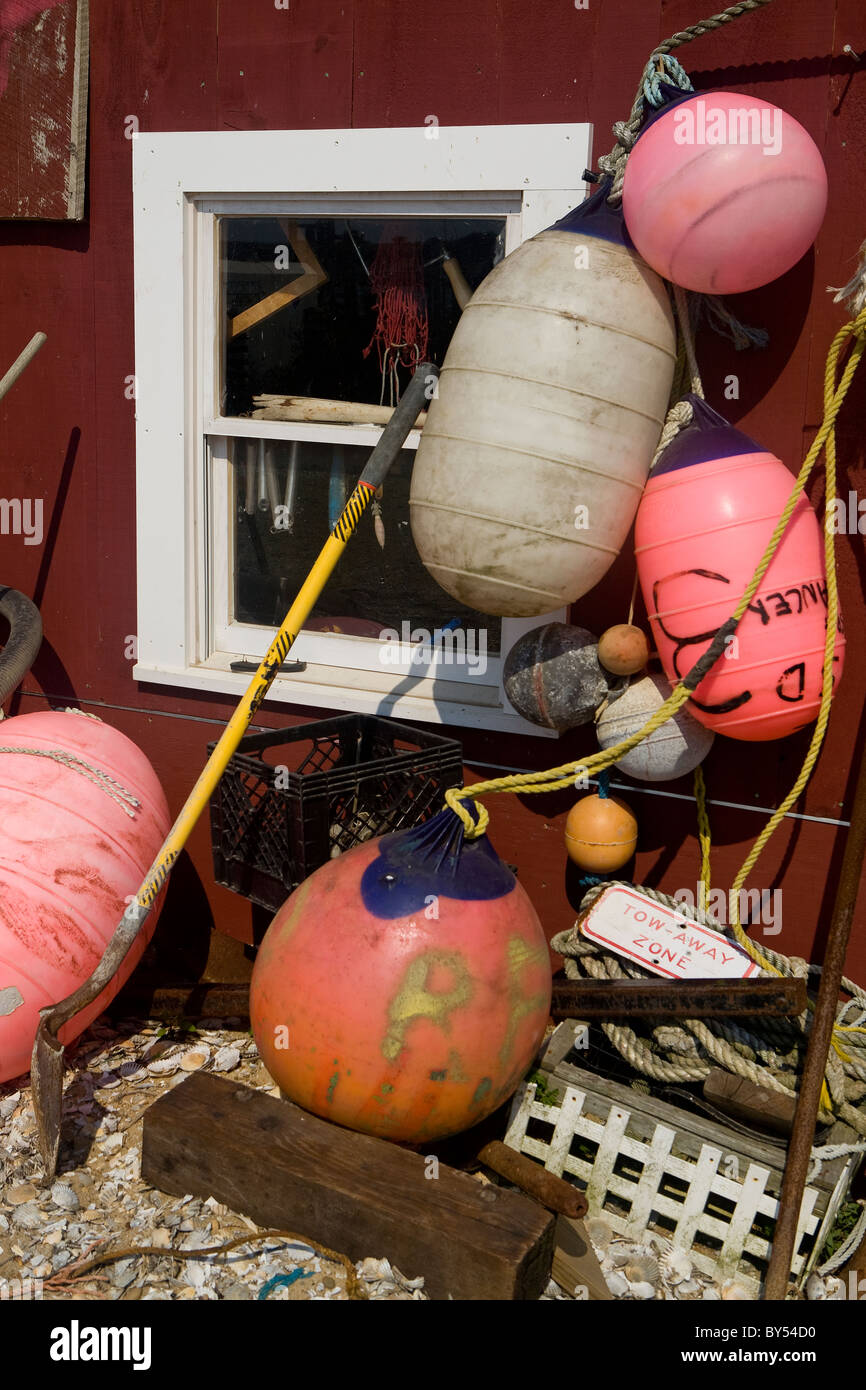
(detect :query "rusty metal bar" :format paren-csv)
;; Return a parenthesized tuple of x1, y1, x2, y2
(763, 725, 866, 1301)
(477, 1140, 588, 1219)
(551, 977, 806, 1019)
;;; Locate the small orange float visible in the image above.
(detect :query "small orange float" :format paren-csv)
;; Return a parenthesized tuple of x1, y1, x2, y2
(597, 624, 650, 677)
(564, 793, 638, 873)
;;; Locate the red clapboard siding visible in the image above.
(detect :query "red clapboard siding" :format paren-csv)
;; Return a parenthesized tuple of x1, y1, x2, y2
(0, 0, 864, 987)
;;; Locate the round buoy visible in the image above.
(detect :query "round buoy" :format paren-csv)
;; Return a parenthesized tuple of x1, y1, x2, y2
(0, 711, 171, 1083)
(250, 809, 552, 1143)
(596, 672, 714, 781)
(634, 396, 845, 740)
(622, 92, 827, 294)
(503, 623, 616, 730)
(564, 794, 638, 873)
(598, 624, 650, 677)
(409, 181, 676, 616)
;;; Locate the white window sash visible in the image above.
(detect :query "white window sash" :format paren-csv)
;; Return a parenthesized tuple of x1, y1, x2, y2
(132, 124, 592, 734)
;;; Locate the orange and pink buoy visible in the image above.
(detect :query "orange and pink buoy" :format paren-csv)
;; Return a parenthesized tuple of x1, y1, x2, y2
(250, 809, 552, 1143)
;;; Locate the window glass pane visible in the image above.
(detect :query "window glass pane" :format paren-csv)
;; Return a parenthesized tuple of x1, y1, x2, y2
(228, 436, 502, 657)
(220, 215, 506, 417)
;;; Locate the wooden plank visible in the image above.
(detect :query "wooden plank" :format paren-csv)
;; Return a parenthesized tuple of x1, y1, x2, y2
(141, 1072, 555, 1301)
(551, 977, 807, 1019)
(0, 0, 89, 219)
(624, 1122, 676, 1239)
(544, 1085, 587, 1177)
(703, 1068, 798, 1137)
(674, 1142, 722, 1252)
(551, 1216, 612, 1301)
(585, 1101, 630, 1212)
(253, 394, 428, 427)
(230, 223, 328, 339)
(215, 0, 353, 130)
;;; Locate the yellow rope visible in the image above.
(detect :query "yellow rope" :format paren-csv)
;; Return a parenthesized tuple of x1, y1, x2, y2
(727, 309, 864, 965)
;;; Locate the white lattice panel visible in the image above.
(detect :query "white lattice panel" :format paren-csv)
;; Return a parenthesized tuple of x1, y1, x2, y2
(505, 1078, 842, 1298)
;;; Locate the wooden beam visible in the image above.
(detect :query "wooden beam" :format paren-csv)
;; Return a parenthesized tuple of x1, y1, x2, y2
(229, 223, 328, 340)
(141, 1073, 555, 1301)
(551, 976, 807, 1019)
(253, 393, 427, 427)
(703, 1069, 798, 1138)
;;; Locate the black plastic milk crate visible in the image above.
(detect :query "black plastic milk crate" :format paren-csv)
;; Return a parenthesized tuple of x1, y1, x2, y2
(208, 714, 464, 913)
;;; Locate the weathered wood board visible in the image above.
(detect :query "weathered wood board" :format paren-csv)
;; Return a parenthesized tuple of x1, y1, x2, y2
(551, 1216, 612, 1302)
(0, 0, 88, 219)
(141, 1072, 556, 1301)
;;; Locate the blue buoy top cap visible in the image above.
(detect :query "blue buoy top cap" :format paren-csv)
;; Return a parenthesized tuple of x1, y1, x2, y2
(637, 80, 704, 135)
(360, 805, 515, 919)
(653, 394, 765, 476)
(551, 177, 634, 249)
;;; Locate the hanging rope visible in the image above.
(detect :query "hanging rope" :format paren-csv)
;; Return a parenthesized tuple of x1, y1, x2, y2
(597, 0, 776, 203)
(363, 225, 429, 406)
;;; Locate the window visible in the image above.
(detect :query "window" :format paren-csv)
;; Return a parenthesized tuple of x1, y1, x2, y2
(132, 124, 591, 732)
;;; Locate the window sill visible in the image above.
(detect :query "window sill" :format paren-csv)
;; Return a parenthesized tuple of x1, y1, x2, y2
(132, 657, 559, 736)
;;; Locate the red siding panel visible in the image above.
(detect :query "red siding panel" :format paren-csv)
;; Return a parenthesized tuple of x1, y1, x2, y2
(0, 0, 864, 983)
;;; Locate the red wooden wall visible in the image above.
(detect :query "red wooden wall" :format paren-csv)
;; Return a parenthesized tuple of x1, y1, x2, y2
(0, 0, 864, 982)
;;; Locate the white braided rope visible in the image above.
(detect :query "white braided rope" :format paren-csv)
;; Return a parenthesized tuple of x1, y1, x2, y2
(0, 746, 140, 818)
(816, 1201, 866, 1275)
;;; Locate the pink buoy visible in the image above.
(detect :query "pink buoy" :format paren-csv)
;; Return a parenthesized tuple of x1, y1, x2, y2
(622, 92, 828, 293)
(0, 710, 171, 1082)
(634, 397, 845, 741)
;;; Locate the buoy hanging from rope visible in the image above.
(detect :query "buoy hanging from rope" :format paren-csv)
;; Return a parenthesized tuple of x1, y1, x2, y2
(596, 671, 714, 781)
(409, 180, 677, 616)
(621, 91, 827, 294)
(503, 623, 617, 730)
(565, 789, 638, 873)
(598, 624, 650, 676)
(634, 396, 846, 741)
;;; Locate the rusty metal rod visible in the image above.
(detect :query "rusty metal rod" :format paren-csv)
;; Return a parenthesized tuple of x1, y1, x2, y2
(763, 722, 866, 1301)
(551, 977, 806, 1019)
(477, 1140, 588, 1219)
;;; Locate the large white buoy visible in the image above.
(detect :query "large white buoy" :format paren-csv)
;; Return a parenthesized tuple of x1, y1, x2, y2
(409, 184, 677, 617)
(596, 672, 714, 782)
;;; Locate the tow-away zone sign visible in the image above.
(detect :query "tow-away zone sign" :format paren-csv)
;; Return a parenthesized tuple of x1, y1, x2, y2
(579, 884, 761, 980)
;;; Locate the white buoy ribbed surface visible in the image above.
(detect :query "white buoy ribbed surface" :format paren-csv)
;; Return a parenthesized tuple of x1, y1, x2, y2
(409, 230, 677, 617)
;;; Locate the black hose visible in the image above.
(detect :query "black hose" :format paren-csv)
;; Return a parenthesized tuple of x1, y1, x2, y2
(0, 587, 42, 704)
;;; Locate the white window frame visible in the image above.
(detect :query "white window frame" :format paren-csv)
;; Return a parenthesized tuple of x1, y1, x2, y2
(132, 124, 592, 733)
